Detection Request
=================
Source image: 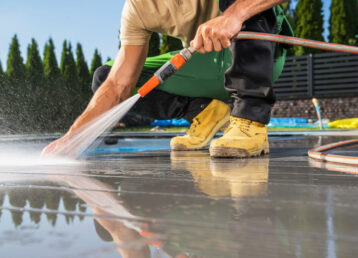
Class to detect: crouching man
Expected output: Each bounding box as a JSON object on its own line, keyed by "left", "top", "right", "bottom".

{"left": 43, "top": 0, "right": 291, "bottom": 158}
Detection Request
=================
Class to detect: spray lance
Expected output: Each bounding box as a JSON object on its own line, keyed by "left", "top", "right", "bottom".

{"left": 137, "top": 32, "right": 358, "bottom": 97}
{"left": 138, "top": 47, "right": 195, "bottom": 97}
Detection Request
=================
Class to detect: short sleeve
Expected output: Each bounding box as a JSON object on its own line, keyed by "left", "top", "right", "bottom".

{"left": 120, "top": 1, "right": 152, "bottom": 46}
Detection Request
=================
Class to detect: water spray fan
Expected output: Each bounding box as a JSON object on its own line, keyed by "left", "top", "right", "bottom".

{"left": 137, "top": 32, "right": 358, "bottom": 97}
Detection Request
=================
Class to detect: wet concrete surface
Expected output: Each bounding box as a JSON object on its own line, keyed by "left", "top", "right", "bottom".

{"left": 0, "top": 135, "right": 358, "bottom": 257}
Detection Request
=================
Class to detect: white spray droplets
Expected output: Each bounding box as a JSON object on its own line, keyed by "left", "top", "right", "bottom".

{"left": 54, "top": 94, "right": 141, "bottom": 158}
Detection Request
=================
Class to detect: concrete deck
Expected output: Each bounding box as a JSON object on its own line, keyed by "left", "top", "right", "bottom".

{"left": 0, "top": 135, "right": 358, "bottom": 257}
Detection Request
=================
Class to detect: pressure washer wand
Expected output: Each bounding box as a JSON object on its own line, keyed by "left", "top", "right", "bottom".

{"left": 138, "top": 47, "right": 195, "bottom": 97}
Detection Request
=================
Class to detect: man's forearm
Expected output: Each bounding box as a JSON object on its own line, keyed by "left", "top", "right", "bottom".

{"left": 67, "top": 79, "right": 131, "bottom": 134}
{"left": 223, "top": 0, "right": 289, "bottom": 23}
{"left": 67, "top": 44, "right": 148, "bottom": 135}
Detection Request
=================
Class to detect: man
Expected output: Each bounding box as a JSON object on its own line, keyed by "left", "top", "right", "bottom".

{"left": 43, "top": 0, "right": 291, "bottom": 158}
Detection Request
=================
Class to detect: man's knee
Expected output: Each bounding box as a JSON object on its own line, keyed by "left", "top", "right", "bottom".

{"left": 91, "top": 65, "right": 112, "bottom": 93}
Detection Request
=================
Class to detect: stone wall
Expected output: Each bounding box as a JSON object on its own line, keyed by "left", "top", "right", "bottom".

{"left": 271, "top": 97, "right": 358, "bottom": 121}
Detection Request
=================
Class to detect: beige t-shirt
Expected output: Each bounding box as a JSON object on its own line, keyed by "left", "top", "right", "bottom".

{"left": 120, "top": 0, "right": 220, "bottom": 47}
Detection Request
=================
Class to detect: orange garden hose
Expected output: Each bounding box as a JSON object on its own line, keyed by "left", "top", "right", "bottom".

{"left": 308, "top": 140, "right": 358, "bottom": 165}
{"left": 234, "top": 32, "right": 358, "bottom": 54}
{"left": 137, "top": 32, "right": 358, "bottom": 97}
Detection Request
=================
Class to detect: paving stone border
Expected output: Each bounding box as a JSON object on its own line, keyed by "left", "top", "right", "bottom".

{"left": 272, "top": 97, "right": 358, "bottom": 121}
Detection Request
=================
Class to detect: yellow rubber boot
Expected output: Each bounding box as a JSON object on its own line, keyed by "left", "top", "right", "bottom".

{"left": 170, "top": 100, "right": 230, "bottom": 151}
{"left": 210, "top": 117, "right": 269, "bottom": 158}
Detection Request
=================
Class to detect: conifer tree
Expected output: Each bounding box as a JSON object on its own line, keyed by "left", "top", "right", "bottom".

{"left": 76, "top": 43, "right": 91, "bottom": 102}
{"left": 329, "top": 0, "right": 357, "bottom": 45}
{"left": 24, "top": 39, "right": 45, "bottom": 130}
{"left": 90, "top": 49, "right": 102, "bottom": 77}
{"left": 60, "top": 40, "right": 68, "bottom": 74}
{"left": 148, "top": 32, "right": 160, "bottom": 57}
{"left": 0, "top": 60, "right": 3, "bottom": 76}
{"left": 160, "top": 35, "right": 183, "bottom": 54}
{"left": 67, "top": 43, "right": 77, "bottom": 79}
{"left": 0, "top": 59, "right": 4, "bottom": 121}
{"left": 26, "top": 38, "right": 44, "bottom": 86}
{"left": 281, "top": 1, "right": 296, "bottom": 56}
{"left": 6, "top": 35, "right": 26, "bottom": 81}
{"left": 60, "top": 41, "right": 81, "bottom": 120}
{"left": 42, "top": 38, "right": 70, "bottom": 131}
{"left": 5, "top": 35, "right": 28, "bottom": 130}
{"left": 43, "top": 38, "right": 61, "bottom": 81}
{"left": 282, "top": 1, "right": 295, "bottom": 31}
{"left": 294, "top": 0, "right": 324, "bottom": 55}
{"left": 60, "top": 41, "right": 79, "bottom": 90}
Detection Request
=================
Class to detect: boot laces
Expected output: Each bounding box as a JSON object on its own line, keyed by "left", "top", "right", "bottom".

{"left": 225, "top": 118, "right": 252, "bottom": 136}
{"left": 188, "top": 118, "right": 200, "bottom": 135}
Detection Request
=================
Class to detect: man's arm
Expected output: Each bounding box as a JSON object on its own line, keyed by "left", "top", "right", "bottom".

{"left": 42, "top": 44, "right": 148, "bottom": 154}
{"left": 191, "top": 0, "right": 289, "bottom": 53}
{"left": 69, "top": 44, "right": 148, "bottom": 133}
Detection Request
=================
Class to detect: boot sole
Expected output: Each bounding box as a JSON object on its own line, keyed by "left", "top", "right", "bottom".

{"left": 171, "top": 112, "right": 230, "bottom": 151}
{"left": 210, "top": 146, "right": 269, "bottom": 158}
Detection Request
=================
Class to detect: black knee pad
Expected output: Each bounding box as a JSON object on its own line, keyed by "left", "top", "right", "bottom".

{"left": 91, "top": 65, "right": 112, "bottom": 93}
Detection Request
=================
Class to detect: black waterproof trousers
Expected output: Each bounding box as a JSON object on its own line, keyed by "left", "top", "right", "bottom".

{"left": 220, "top": 0, "right": 277, "bottom": 124}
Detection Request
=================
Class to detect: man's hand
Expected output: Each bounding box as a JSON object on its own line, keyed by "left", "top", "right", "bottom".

{"left": 191, "top": 15, "right": 243, "bottom": 54}
{"left": 41, "top": 133, "right": 73, "bottom": 157}
{"left": 191, "top": 0, "right": 289, "bottom": 54}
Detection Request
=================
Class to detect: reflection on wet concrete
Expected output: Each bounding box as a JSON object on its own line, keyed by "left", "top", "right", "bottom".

{"left": 171, "top": 151, "right": 269, "bottom": 200}
{"left": 310, "top": 159, "right": 358, "bottom": 175}
{"left": 0, "top": 136, "right": 358, "bottom": 257}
